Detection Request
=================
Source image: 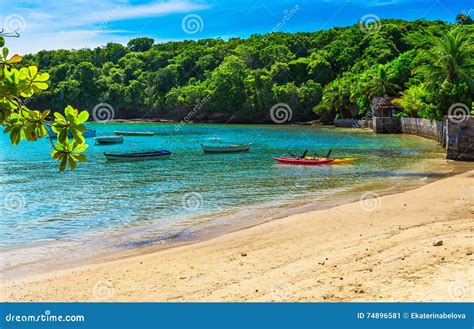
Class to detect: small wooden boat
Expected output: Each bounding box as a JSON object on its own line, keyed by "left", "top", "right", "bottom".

{"left": 114, "top": 131, "right": 154, "bottom": 136}
{"left": 94, "top": 135, "right": 124, "bottom": 145}
{"left": 273, "top": 157, "right": 334, "bottom": 165}
{"left": 104, "top": 150, "right": 171, "bottom": 161}
{"left": 201, "top": 143, "right": 251, "bottom": 153}
{"left": 81, "top": 129, "right": 97, "bottom": 138}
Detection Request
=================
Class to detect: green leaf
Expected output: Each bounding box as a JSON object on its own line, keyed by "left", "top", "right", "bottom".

{"left": 41, "top": 110, "right": 51, "bottom": 119}
{"left": 58, "top": 129, "right": 68, "bottom": 144}
{"left": 28, "top": 66, "right": 38, "bottom": 76}
{"left": 59, "top": 156, "right": 68, "bottom": 172}
{"left": 68, "top": 156, "right": 77, "bottom": 171}
{"left": 70, "top": 128, "right": 85, "bottom": 144}
{"left": 54, "top": 112, "right": 66, "bottom": 122}
{"left": 78, "top": 111, "right": 89, "bottom": 123}
{"left": 73, "top": 154, "right": 87, "bottom": 162}
{"left": 73, "top": 143, "right": 89, "bottom": 153}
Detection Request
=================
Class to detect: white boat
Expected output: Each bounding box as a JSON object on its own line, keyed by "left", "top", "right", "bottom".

{"left": 104, "top": 150, "right": 171, "bottom": 161}
{"left": 114, "top": 131, "right": 154, "bottom": 136}
{"left": 94, "top": 135, "right": 124, "bottom": 145}
{"left": 201, "top": 143, "right": 251, "bottom": 153}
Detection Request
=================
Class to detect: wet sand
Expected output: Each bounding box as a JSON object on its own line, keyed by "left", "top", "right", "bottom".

{"left": 1, "top": 170, "right": 473, "bottom": 302}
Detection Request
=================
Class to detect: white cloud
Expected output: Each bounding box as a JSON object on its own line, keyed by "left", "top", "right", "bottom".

{"left": 5, "top": 30, "right": 131, "bottom": 55}
{"left": 1, "top": 0, "right": 212, "bottom": 54}
{"left": 83, "top": 1, "right": 211, "bottom": 25}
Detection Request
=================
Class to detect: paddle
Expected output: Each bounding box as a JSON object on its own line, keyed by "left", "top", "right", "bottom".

{"left": 325, "top": 149, "right": 333, "bottom": 159}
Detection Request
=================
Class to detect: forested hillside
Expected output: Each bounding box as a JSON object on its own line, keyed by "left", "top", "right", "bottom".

{"left": 22, "top": 16, "right": 473, "bottom": 123}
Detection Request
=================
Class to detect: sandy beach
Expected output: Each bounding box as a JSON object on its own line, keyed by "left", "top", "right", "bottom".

{"left": 2, "top": 170, "right": 473, "bottom": 302}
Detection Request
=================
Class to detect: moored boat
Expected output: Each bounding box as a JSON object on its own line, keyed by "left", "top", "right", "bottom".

{"left": 329, "top": 157, "right": 357, "bottom": 164}
{"left": 304, "top": 157, "right": 357, "bottom": 164}
{"left": 114, "top": 131, "right": 154, "bottom": 136}
{"left": 81, "top": 129, "right": 97, "bottom": 138}
{"left": 46, "top": 126, "right": 96, "bottom": 138}
{"left": 273, "top": 157, "right": 334, "bottom": 165}
{"left": 201, "top": 143, "right": 251, "bottom": 153}
{"left": 94, "top": 135, "right": 124, "bottom": 145}
{"left": 104, "top": 150, "right": 171, "bottom": 161}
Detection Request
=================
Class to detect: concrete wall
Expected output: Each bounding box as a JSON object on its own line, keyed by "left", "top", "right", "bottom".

{"left": 334, "top": 119, "right": 372, "bottom": 129}
{"left": 373, "top": 117, "right": 401, "bottom": 133}
{"left": 372, "top": 117, "right": 444, "bottom": 141}
{"left": 334, "top": 116, "right": 473, "bottom": 161}
{"left": 400, "top": 118, "right": 444, "bottom": 142}
{"left": 445, "top": 116, "right": 474, "bottom": 161}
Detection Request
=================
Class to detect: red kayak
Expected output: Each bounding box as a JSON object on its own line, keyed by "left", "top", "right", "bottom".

{"left": 273, "top": 157, "right": 334, "bottom": 165}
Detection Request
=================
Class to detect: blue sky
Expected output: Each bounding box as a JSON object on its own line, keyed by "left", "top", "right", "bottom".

{"left": 1, "top": 0, "right": 472, "bottom": 54}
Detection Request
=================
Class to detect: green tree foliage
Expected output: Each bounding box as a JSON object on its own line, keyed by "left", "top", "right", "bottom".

{"left": 366, "top": 65, "right": 400, "bottom": 98}
{"left": 4, "top": 16, "right": 474, "bottom": 129}
{"left": 127, "top": 37, "right": 155, "bottom": 52}
{"left": 416, "top": 28, "right": 473, "bottom": 87}
{"left": 456, "top": 14, "right": 474, "bottom": 25}
{"left": 396, "top": 27, "right": 474, "bottom": 120}
{"left": 0, "top": 37, "right": 88, "bottom": 171}
{"left": 393, "top": 84, "right": 435, "bottom": 117}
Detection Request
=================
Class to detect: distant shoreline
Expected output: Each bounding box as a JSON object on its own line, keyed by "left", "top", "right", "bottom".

{"left": 100, "top": 118, "right": 324, "bottom": 125}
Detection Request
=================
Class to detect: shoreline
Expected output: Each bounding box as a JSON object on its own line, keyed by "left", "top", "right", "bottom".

{"left": 0, "top": 156, "right": 461, "bottom": 282}
{"left": 2, "top": 169, "right": 472, "bottom": 302}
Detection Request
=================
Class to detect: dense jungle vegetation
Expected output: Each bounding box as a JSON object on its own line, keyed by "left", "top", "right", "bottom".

{"left": 14, "top": 15, "right": 474, "bottom": 123}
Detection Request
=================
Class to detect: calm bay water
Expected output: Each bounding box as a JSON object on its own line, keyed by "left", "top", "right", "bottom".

{"left": 0, "top": 123, "right": 448, "bottom": 275}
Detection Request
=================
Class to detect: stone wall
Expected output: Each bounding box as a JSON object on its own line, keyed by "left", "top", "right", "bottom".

{"left": 373, "top": 117, "right": 401, "bottom": 133}
{"left": 400, "top": 118, "right": 444, "bottom": 142}
{"left": 372, "top": 117, "right": 444, "bottom": 141}
{"left": 334, "top": 119, "right": 372, "bottom": 129}
{"left": 334, "top": 116, "right": 473, "bottom": 161}
{"left": 445, "top": 116, "right": 474, "bottom": 161}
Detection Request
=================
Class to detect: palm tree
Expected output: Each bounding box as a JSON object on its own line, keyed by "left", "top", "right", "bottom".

{"left": 393, "top": 84, "right": 435, "bottom": 118}
{"left": 418, "top": 29, "right": 473, "bottom": 88}
{"left": 321, "top": 80, "right": 346, "bottom": 119}
{"left": 366, "top": 65, "right": 400, "bottom": 98}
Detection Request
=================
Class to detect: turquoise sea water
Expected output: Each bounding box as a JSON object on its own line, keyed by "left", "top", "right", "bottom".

{"left": 0, "top": 123, "right": 448, "bottom": 275}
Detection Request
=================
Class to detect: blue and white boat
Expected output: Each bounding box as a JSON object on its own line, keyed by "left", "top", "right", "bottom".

{"left": 94, "top": 135, "right": 124, "bottom": 145}
{"left": 104, "top": 150, "right": 171, "bottom": 161}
